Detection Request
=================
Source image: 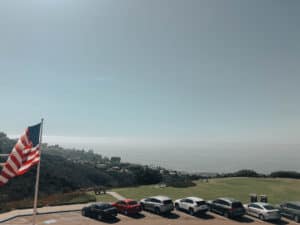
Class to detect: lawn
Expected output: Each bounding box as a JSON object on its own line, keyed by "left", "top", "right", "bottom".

{"left": 112, "top": 178, "right": 300, "bottom": 204}
{"left": 86, "top": 191, "right": 116, "bottom": 203}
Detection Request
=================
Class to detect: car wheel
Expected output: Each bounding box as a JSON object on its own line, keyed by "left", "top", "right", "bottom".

{"left": 259, "top": 214, "right": 265, "bottom": 221}
{"left": 140, "top": 203, "right": 144, "bottom": 210}
{"left": 189, "top": 208, "right": 194, "bottom": 216}
{"left": 124, "top": 210, "right": 128, "bottom": 216}
{"left": 175, "top": 204, "right": 179, "bottom": 210}
{"left": 224, "top": 212, "right": 229, "bottom": 218}
{"left": 295, "top": 215, "right": 299, "bottom": 223}
{"left": 81, "top": 210, "right": 86, "bottom": 217}
{"left": 97, "top": 214, "right": 103, "bottom": 221}
{"left": 155, "top": 207, "right": 160, "bottom": 215}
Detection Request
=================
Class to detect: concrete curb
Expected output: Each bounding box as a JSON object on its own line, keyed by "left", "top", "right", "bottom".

{"left": 0, "top": 213, "right": 31, "bottom": 223}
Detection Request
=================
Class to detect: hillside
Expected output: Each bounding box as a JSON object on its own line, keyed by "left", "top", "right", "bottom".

{"left": 0, "top": 132, "right": 163, "bottom": 204}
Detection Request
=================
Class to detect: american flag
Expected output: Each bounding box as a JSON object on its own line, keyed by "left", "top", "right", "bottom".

{"left": 0, "top": 123, "right": 41, "bottom": 186}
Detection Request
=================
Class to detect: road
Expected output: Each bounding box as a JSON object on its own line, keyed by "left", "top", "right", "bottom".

{"left": 3, "top": 210, "right": 298, "bottom": 225}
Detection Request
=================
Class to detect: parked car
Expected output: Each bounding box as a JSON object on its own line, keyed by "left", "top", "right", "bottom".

{"left": 207, "top": 198, "right": 245, "bottom": 218}
{"left": 81, "top": 203, "right": 118, "bottom": 220}
{"left": 174, "top": 197, "right": 208, "bottom": 215}
{"left": 244, "top": 202, "right": 281, "bottom": 221}
{"left": 140, "top": 196, "right": 174, "bottom": 214}
{"left": 111, "top": 199, "right": 142, "bottom": 215}
{"left": 276, "top": 201, "right": 300, "bottom": 223}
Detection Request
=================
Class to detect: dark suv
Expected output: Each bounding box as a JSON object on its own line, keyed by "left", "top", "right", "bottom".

{"left": 208, "top": 198, "right": 245, "bottom": 218}
{"left": 277, "top": 202, "right": 300, "bottom": 223}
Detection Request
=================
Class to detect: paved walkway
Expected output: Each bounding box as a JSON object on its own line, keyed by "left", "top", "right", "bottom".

{"left": 107, "top": 191, "right": 126, "bottom": 200}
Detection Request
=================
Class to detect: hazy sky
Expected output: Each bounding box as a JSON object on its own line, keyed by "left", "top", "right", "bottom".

{"left": 1, "top": 0, "right": 300, "bottom": 148}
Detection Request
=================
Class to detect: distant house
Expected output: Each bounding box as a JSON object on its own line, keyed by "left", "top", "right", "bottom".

{"left": 160, "top": 169, "right": 170, "bottom": 175}
{"left": 120, "top": 168, "right": 129, "bottom": 173}
{"left": 107, "top": 166, "right": 121, "bottom": 172}
{"left": 110, "top": 157, "right": 121, "bottom": 165}
{"left": 169, "top": 171, "right": 178, "bottom": 176}
{"left": 96, "top": 163, "right": 107, "bottom": 169}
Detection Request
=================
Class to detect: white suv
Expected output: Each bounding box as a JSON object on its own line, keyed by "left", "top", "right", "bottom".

{"left": 175, "top": 197, "right": 208, "bottom": 215}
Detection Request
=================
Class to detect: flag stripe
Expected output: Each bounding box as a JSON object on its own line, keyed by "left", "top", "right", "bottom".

{"left": 4, "top": 163, "right": 16, "bottom": 176}
{"left": 18, "top": 157, "right": 40, "bottom": 175}
{"left": 7, "top": 158, "right": 19, "bottom": 174}
{"left": 1, "top": 171, "right": 11, "bottom": 180}
{"left": 0, "top": 176, "right": 8, "bottom": 184}
{"left": 12, "top": 149, "right": 22, "bottom": 165}
{"left": 2, "top": 167, "right": 15, "bottom": 178}
{"left": 16, "top": 141, "right": 25, "bottom": 154}
{"left": 20, "top": 135, "right": 28, "bottom": 146}
{"left": 10, "top": 154, "right": 21, "bottom": 168}
{"left": 25, "top": 152, "right": 39, "bottom": 163}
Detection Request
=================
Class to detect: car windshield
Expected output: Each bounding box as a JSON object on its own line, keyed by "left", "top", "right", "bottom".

{"left": 97, "top": 204, "right": 112, "bottom": 210}
{"left": 128, "top": 201, "right": 138, "bottom": 205}
{"left": 163, "top": 200, "right": 173, "bottom": 205}
{"left": 196, "top": 201, "right": 206, "bottom": 206}
{"left": 232, "top": 202, "right": 243, "bottom": 208}
{"left": 264, "top": 205, "right": 275, "bottom": 210}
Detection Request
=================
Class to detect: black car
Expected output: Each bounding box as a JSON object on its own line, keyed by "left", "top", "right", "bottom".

{"left": 208, "top": 198, "right": 245, "bottom": 218}
{"left": 277, "top": 201, "right": 300, "bottom": 223}
{"left": 81, "top": 203, "right": 118, "bottom": 220}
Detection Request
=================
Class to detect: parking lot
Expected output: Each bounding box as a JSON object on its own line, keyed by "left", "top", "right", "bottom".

{"left": 3, "top": 211, "right": 298, "bottom": 225}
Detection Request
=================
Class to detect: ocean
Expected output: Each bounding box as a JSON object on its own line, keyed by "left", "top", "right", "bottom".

{"left": 51, "top": 140, "right": 300, "bottom": 174}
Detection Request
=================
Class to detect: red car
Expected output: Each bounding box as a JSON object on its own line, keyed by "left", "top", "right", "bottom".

{"left": 111, "top": 199, "right": 142, "bottom": 215}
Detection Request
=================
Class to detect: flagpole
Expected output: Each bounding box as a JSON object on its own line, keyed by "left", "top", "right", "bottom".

{"left": 32, "top": 118, "right": 44, "bottom": 225}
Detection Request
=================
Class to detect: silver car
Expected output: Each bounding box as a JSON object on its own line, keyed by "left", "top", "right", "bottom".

{"left": 140, "top": 196, "right": 174, "bottom": 214}
{"left": 245, "top": 202, "right": 281, "bottom": 221}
